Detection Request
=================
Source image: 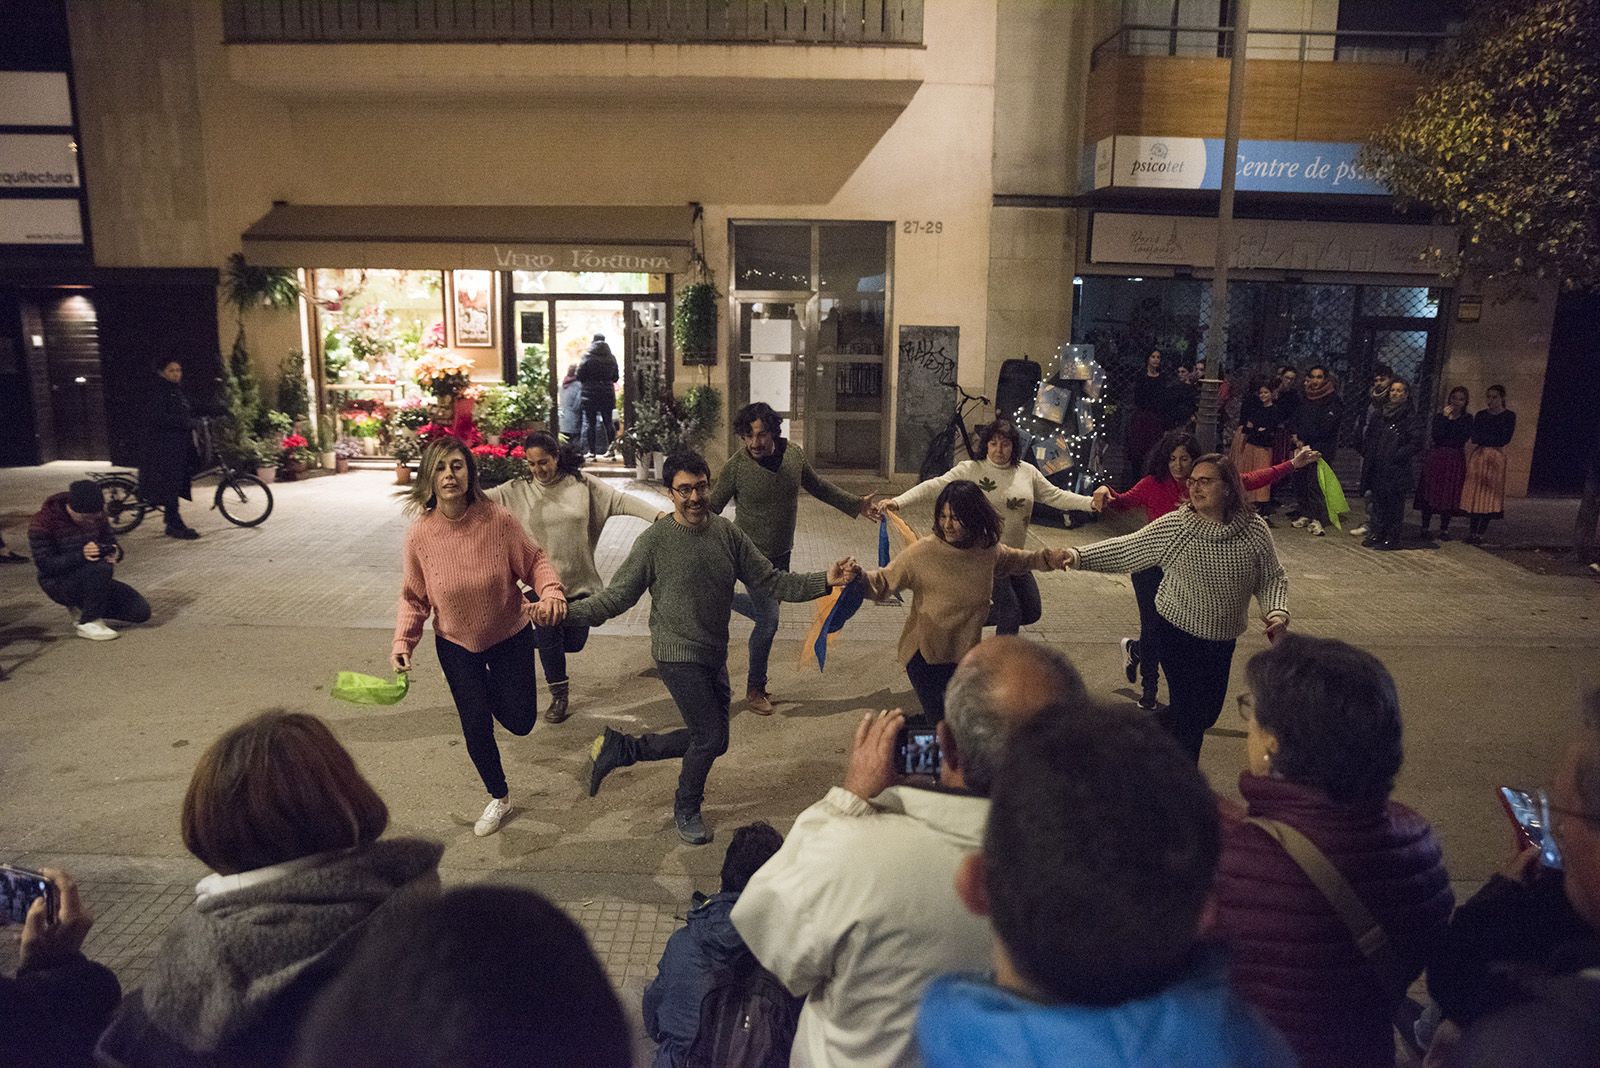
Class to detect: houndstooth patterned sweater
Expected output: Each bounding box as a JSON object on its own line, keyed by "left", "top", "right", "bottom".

{"left": 1071, "top": 505, "right": 1289, "bottom": 641}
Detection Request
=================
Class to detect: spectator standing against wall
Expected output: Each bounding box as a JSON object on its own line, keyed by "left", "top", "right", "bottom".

{"left": 1360, "top": 379, "right": 1422, "bottom": 551}
{"left": 142, "top": 357, "right": 202, "bottom": 539}
{"left": 1415, "top": 385, "right": 1473, "bottom": 540}
{"left": 1458, "top": 384, "right": 1517, "bottom": 545}
{"left": 1286, "top": 364, "right": 1344, "bottom": 537}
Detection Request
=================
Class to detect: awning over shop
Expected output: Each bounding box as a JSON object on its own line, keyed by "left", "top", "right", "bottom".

{"left": 241, "top": 204, "right": 694, "bottom": 274}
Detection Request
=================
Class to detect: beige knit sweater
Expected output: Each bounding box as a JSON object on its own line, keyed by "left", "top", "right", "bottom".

{"left": 861, "top": 534, "right": 1051, "bottom": 666}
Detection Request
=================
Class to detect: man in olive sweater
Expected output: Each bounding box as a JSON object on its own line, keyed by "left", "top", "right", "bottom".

{"left": 709, "top": 402, "right": 873, "bottom": 715}
{"left": 570, "top": 449, "right": 858, "bottom": 845}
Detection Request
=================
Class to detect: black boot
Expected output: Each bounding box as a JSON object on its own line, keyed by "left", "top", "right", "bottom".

{"left": 545, "top": 680, "right": 570, "bottom": 724}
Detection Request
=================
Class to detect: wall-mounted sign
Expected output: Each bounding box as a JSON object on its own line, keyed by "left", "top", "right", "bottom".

{"left": 1089, "top": 212, "right": 1455, "bottom": 276}
{"left": 1088, "top": 136, "right": 1388, "bottom": 196}
{"left": 0, "top": 198, "right": 84, "bottom": 245}
{"left": 1457, "top": 295, "right": 1482, "bottom": 322}
{"left": 243, "top": 238, "right": 690, "bottom": 275}
{"left": 0, "top": 135, "right": 79, "bottom": 188}
{"left": 0, "top": 72, "right": 73, "bottom": 127}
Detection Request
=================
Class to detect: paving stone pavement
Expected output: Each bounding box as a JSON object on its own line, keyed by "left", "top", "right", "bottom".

{"left": 2, "top": 460, "right": 1597, "bottom": 1014}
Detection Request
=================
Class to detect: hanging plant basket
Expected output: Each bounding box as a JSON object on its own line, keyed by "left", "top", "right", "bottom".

{"left": 675, "top": 282, "right": 719, "bottom": 365}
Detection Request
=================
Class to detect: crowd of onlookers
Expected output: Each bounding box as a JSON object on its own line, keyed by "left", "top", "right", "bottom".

{"left": 3, "top": 633, "right": 1597, "bottom": 1068}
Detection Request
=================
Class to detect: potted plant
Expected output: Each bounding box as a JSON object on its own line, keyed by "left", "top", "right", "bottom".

{"left": 318, "top": 413, "right": 338, "bottom": 469}
{"left": 620, "top": 388, "right": 678, "bottom": 481}
{"left": 251, "top": 440, "right": 278, "bottom": 483}
{"left": 676, "top": 384, "right": 722, "bottom": 450}
{"left": 474, "top": 385, "right": 518, "bottom": 443}
{"left": 674, "top": 281, "right": 719, "bottom": 365}
{"left": 469, "top": 443, "right": 529, "bottom": 489}
{"left": 276, "top": 433, "right": 313, "bottom": 481}
{"left": 391, "top": 432, "right": 419, "bottom": 485}
{"left": 333, "top": 438, "right": 362, "bottom": 473}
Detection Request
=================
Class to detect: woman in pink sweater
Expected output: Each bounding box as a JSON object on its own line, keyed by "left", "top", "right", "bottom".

{"left": 391, "top": 436, "right": 566, "bottom": 837}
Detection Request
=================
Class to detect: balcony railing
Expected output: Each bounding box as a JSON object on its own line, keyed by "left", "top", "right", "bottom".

{"left": 221, "top": 0, "right": 924, "bottom": 45}
{"left": 1091, "top": 24, "right": 1455, "bottom": 69}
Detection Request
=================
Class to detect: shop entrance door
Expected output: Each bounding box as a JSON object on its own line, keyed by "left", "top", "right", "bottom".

{"left": 29, "top": 289, "right": 108, "bottom": 461}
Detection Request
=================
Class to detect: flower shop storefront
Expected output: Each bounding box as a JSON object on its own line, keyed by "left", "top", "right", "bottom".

{"left": 240, "top": 204, "right": 693, "bottom": 473}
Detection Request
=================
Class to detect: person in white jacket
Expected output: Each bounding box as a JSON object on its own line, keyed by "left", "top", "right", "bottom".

{"left": 876, "top": 418, "right": 1097, "bottom": 634}
{"left": 486, "top": 431, "right": 664, "bottom": 722}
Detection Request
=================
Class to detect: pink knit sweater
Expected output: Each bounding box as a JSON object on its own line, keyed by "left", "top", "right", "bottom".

{"left": 392, "top": 499, "right": 565, "bottom": 657}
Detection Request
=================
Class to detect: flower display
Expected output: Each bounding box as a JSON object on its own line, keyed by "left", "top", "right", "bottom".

{"left": 471, "top": 442, "right": 530, "bottom": 487}
{"left": 412, "top": 351, "right": 475, "bottom": 398}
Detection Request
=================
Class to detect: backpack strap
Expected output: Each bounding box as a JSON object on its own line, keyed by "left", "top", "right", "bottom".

{"left": 1244, "top": 816, "right": 1411, "bottom": 1003}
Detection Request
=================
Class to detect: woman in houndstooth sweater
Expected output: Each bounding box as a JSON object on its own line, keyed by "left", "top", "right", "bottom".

{"left": 1067, "top": 454, "right": 1289, "bottom": 761}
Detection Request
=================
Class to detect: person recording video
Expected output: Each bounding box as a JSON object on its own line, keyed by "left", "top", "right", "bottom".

{"left": 28, "top": 480, "right": 151, "bottom": 642}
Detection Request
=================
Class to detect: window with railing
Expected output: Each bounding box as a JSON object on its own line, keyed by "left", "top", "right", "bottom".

{"left": 222, "top": 0, "right": 924, "bottom": 45}
{"left": 1091, "top": 24, "right": 1455, "bottom": 69}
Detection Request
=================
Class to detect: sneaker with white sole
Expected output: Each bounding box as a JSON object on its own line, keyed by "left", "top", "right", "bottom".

{"left": 1119, "top": 638, "right": 1139, "bottom": 685}
{"left": 1348, "top": 525, "right": 1368, "bottom": 537}
{"left": 474, "top": 797, "right": 512, "bottom": 837}
{"left": 1291, "top": 516, "right": 1310, "bottom": 529}
{"left": 1307, "top": 520, "right": 1325, "bottom": 536}
{"left": 75, "top": 619, "right": 118, "bottom": 641}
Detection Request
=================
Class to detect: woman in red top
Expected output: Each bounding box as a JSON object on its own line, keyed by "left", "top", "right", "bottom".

{"left": 391, "top": 435, "right": 566, "bottom": 837}
{"left": 1093, "top": 430, "right": 1314, "bottom": 709}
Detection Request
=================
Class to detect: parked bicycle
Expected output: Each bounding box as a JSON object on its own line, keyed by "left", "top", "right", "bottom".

{"left": 97, "top": 417, "right": 274, "bottom": 534}
{"left": 918, "top": 380, "right": 991, "bottom": 482}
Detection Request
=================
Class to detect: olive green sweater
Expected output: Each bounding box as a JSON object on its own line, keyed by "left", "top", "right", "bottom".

{"left": 566, "top": 514, "right": 829, "bottom": 666}
{"left": 709, "top": 442, "right": 862, "bottom": 564}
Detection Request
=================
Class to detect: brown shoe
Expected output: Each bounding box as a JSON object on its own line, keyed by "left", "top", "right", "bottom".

{"left": 545, "top": 680, "right": 570, "bottom": 724}
{"left": 746, "top": 688, "right": 775, "bottom": 716}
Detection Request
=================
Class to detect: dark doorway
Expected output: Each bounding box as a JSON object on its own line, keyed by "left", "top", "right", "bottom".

{"left": 29, "top": 289, "right": 106, "bottom": 460}
{"left": 1529, "top": 289, "right": 1600, "bottom": 495}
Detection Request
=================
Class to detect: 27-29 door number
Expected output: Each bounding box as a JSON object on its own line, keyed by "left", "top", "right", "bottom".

{"left": 902, "top": 221, "right": 943, "bottom": 235}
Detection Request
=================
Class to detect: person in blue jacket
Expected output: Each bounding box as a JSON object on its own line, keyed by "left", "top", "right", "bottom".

{"left": 643, "top": 821, "right": 784, "bottom": 1067}
{"left": 916, "top": 708, "right": 1296, "bottom": 1068}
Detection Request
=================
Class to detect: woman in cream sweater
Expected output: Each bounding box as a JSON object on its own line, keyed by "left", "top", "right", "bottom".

{"left": 860, "top": 480, "right": 1068, "bottom": 723}
{"left": 878, "top": 419, "right": 1093, "bottom": 635}
{"left": 486, "top": 431, "right": 664, "bottom": 723}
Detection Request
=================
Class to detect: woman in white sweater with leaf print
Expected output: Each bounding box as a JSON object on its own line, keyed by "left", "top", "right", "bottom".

{"left": 1066, "top": 453, "right": 1289, "bottom": 763}
{"left": 486, "top": 431, "right": 665, "bottom": 723}
{"left": 880, "top": 419, "right": 1094, "bottom": 634}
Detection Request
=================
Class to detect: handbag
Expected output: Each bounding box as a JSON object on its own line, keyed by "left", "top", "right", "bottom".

{"left": 1245, "top": 817, "right": 1425, "bottom": 1052}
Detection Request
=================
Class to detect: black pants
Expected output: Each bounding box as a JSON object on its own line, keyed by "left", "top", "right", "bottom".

{"left": 905, "top": 651, "right": 958, "bottom": 726}
{"left": 154, "top": 494, "right": 188, "bottom": 531}
{"left": 435, "top": 625, "right": 539, "bottom": 799}
{"left": 1152, "top": 614, "right": 1236, "bottom": 762}
{"left": 579, "top": 397, "right": 613, "bottom": 453}
{"left": 1131, "top": 566, "right": 1163, "bottom": 699}
{"left": 986, "top": 572, "right": 1042, "bottom": 635}
{"left": 1369, "top": 472, "right": 1410, "bottom": 543}
{"left": 1291, "top": 464, "right": 1330, "bottom": 525}
{"left": 528, "top": 592, "right": 591, "bottom": 683}
{"left": 615, "top": 660, "right": 731, "bottom": 816}
{"left": 40, "top": 563, "right": 151, "bottom": 625}
{"left": 1418, "top": 508, "right": 1455, "bottom": 534}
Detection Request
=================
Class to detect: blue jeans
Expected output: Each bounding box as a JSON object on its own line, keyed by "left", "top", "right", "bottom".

{"left": 731, "top": 550, "right": 786, "bottom": 691}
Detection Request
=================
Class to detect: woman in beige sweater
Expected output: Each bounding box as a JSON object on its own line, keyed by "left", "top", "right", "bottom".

{"left": 859, "top": 480, "right": 1068, "bottom": 723}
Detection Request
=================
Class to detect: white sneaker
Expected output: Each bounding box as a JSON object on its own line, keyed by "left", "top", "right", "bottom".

{"left": 1348, "top": 525, "right": 1368, "bottom": 537}
{"left": 1307, "top": 520, "right": 1325, "bottom": 537}
{"left": 1291, "top": 516, "right": 1310, "bottom": 528}
{"left": 474, "top": 797, "right": 511, "bottom": 837}
{"left": 75, "top": 619, "right": 118, "bottom": 641}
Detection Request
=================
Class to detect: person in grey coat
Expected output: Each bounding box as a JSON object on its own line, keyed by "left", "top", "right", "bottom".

{"left": 96, "top": 711, "right": 442, "bottom": 1068}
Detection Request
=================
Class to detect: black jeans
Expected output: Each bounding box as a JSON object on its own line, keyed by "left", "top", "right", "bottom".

{"left": 40, "top": 562, "right": 151, "bottom": 625}
{"left": 905, "top": 651, "right": 958, "bottom": 726}
{"left": 986, "top": 572, "right": 1042, "bottom": 635}
{"left": 529, "top": 593, "right": 590, "bottom": 684}
{"left": 435, "top": 625, "right": 539, "bottom": 799}
{"left": 1369, "top": 472, "right": 1410, "bottom": 543}
{"left": 1130, "top": 566, "right": 1163, "bottom": 699}
{"left": 154, "top": 494, "right": 188, "bottom": 531}
{"left": 614, "top": 661, "right": 732, "bottom": 816}
{"left": 1152, "top": 614, "right": 1236, "bottom": 762}
{"left": 579, "top": 397, "right": 613, "bottom": 453}
{"left": 1292, "top": 464, "right": 1329, "bottom": 525}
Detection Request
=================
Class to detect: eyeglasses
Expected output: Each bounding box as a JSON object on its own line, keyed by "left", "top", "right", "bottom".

{"left": 670, "top": 481, "right": 711, "bottom": 499}
{"left": 1185, "top": 476, "right": 1221, "bottom": 487}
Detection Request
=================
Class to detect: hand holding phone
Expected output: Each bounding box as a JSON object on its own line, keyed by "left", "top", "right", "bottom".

{"left": 1498, "top": 786, "right": 1563, "bottom": 871}
{"left": 13, "top": 867, "right": 94, "bottom": 971}
{"left": 895, "top": 726, "right": 941, "bottom": 780}
{"left": 0, "top": 864, "right": 55, "bottom": 926}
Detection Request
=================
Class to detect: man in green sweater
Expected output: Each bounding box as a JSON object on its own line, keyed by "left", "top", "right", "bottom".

{"left": 709, "top": 402, "right": 873, "bottom": 715}
{"left": 569, "top": 449, "right": 858, "bottom": 845}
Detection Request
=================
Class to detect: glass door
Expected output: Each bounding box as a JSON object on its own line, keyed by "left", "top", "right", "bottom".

{"left": 735, "top": 299, "right": 814, "bottom": 450}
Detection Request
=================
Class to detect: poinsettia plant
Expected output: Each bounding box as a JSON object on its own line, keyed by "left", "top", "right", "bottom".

{"left": 471, "top": 443, "right": 530, "bottom": 487}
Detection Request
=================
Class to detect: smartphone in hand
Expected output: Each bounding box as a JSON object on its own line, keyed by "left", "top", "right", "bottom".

{"left": 1498, "top": 786, "right": 1563, "bottom": 871}
{"left": 0, "top": 864, "right": 57, "bottom": 925}
{"left": 895, "top": 726, "right": 941, "bottom": 780}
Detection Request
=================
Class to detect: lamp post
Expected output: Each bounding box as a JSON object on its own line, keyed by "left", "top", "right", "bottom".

{"left": 1201, "top": 0, "right": 1251, "bottom": 453}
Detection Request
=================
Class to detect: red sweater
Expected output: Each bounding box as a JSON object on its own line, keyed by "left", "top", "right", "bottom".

{"left": 393, "top": 500, "right": 565, "bottom": 657}
{"left": 1107, "top": 461, "right": 1293, "bottom": 523}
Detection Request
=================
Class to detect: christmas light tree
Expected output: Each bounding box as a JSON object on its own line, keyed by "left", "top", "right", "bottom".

{"left": 1009, "top": 343, "right": 1112, "bottom": 502}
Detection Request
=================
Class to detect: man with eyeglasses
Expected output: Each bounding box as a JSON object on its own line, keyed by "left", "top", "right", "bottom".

{"left": 709, "top": 402, "right": 874, "bottom": 716}
{"left": 1425, "top": 690, "right": 1600, "bottom": 1066}
{"left": 567, "top": 449, "right": 859, "bottom": 845}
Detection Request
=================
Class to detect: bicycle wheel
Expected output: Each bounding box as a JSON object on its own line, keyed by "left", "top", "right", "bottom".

{"left": 214, "top": 475, "right": 273, "bottom": 527}
{"left": 919, "top": 426, "right": 958, "bottom": 483}
{"left": 102, "top": 477, "right": 147, "bottom": 534}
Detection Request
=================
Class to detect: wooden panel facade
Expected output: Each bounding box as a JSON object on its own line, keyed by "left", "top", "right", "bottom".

{"left": 1085, "top": 54, "right": 1429, "bottom": 145}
